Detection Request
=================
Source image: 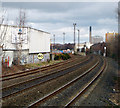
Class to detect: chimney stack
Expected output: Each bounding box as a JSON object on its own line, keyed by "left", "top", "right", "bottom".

{"left": 89, "top": 26, "right": 92, "bottom": 44}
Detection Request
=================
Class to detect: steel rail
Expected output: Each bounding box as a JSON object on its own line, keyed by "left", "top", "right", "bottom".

{"left": 1, "top": 57, "right": 74, "bottom": 78}
{"left": 1, "top": 57, "right": 76, "bottom": 79}
{"left": 1, "top": 56, "right": 83, "bottom": 81}
{"left": 28, "top": 59, "right": 100, "bottom": 107}
{"left": 64, "top": 58, "right": 106, "bottom": 107}
{"left": 2, "top": 56, "right": 92, "bottom": 99}
{"left": 2, "top": 56, "right": 89, "bottom": 89}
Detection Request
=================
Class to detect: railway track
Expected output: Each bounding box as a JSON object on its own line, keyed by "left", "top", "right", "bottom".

{"left": 1, "top": 55, "right": 82, "bottom": 81}
{"left": 2, "top": 55, "right": 106, "bottom": 107}
{"left": 2, "top": 55, "right": 92, "bottom": 99}
{"left": 2, "top": 55, "right": 89, "bottom": 89}
{"left": 65, "top": 58, "right": 106, "bottom": 107}
{"left": 27, "top": 56, "right": 106, "bottom": 107}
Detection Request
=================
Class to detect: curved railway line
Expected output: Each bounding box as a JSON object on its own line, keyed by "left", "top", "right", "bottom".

{"left": 28, "top": 56, "right": 106, "bottom": 107}
{"left": 1, "top": 55, "right": 82, "bottom": 81}
{"left": 2, "top": 55, "right": 88, "bottom": 89}
{"left": 2, "top": 55, "right": 107, "bottom": 107}
{"left": 2, "top": 55, "right": 89, "bottom": 88}
{"left": 65, "top": 58, "right": 106, "bottom": 107}
{"left": 2, "top": 55, "right": 91, "bottom": 99}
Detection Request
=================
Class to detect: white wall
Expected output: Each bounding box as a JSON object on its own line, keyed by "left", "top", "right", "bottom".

{"left": 1, "top": 25, "right": 29, "bottom": 50}
{"left": 29, "top": 29, "right": 50, "bottom": 53}
{"left": 1, "top": 25, "right": 50, "bottom": 53}
{"left": 1, "top": 25, "right": 50, "bottom": 65}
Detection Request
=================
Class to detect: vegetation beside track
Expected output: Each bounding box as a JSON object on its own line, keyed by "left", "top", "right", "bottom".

{"left": 25, "top": 60, "right": 63, "bottom": 69}
{"left": 2, "top": 53, "right": 72, "bottom": 76}
{"left": 2, "top": 59, "right": 63, "bottom": 76}
{"left": 54, "top": 53, "right": 71, "bottom": 60}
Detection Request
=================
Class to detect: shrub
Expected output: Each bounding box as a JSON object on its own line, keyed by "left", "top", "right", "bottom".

{"left": 63, "top": 53, "right": 71, "bottom": 59}
{"left": 54, "top": 54, "right": 60, "bottom": 60}
{"left": 61, "top": 54, "right": 67, "bottom": 60}
{"left": 54, "top": 53, "right": 71, "bottom": 60}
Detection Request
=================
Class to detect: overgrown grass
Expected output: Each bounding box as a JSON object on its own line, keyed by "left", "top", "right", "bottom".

{"left": 25, "top": 60, "right": 63, "bottom": 69}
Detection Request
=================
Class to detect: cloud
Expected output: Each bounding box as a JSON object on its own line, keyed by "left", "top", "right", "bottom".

{"left": 1, "top": 2, "right": 118, "bottom": 43}
{"left": 2, "top": 0, "right": 120, "bottom": 2}
{"left": 97, "top": 18, "right": 117, "bottom": 25}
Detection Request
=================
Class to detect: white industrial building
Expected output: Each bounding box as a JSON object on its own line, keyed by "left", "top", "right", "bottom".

{"left": 0, "top": 24, "right": 50, "bottom": 67}
{"left": 91, "top": 36, "right": 103, "bottom": 44}
{"left": 75, "top": 42, "right": 93, "bottom": 52}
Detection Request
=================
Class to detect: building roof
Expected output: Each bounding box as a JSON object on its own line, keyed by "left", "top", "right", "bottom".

{"left": 0, "top": 24, "right": 50, "bottom": 34}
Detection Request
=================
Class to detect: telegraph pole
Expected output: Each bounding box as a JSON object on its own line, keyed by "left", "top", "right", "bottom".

{"left": 63, "top": 32, "right": 65, "bottom": 44}
{"left": 78, "top": 29, "right": 80, "bottom": 52}
{"left": 53, "top": 34, "right": 55, "bottom": 50}
{"left": 73, "top": 23, "right": 76, "bottom": 54}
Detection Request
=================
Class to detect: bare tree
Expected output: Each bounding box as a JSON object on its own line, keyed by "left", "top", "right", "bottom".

{"left": 0, "top": 8, "right": 8, "bottom": 57}
{"left": 118, "top": 2, "right": 120, "bottom": 64}
{"left": 118, "top": 2, "right": 120, "bottom": 33}
{"left": 106, "top": 3, "right": 120, "bottom": 63}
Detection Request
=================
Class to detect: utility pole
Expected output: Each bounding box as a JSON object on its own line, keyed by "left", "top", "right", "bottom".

{"left": 18, "top": 10, "right": 22, "bottom": 65}
{"left": 63, "top": 32, "right": 65, "bottom": 44}
{"left": 78, "top": 29, "right": 80, "bottom": 52}
{"left": 53, "top": 34, "right": 55, "bottom": 50}
{"left": 50, "top": 38, "right": 53, "bottom": 60}
{"left": 73, "top": 23, "right": 76, "bottom": 54}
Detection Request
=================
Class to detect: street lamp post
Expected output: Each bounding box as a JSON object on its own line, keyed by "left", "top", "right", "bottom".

{"left": 73, "top": 23, "right": 76, "bottom": 54}
{"left": 63, "top": 32, "right": 65, "bottom": 45}
{"left": 53, "top": 34, "right": 55, "bottom": 51}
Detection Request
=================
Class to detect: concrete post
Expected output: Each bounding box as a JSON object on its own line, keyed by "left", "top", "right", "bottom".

{"left": 73, "top": 23, "right": 76, "bottom": 54}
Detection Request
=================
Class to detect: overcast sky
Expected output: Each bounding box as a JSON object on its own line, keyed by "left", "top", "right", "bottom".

{"left": 1, "top": 2, "right": 118, "bottom": 43}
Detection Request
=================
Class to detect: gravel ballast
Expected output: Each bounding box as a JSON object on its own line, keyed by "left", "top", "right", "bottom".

{"left": 75, "top": 57, "right": 119, "bottom": 106}
{"left": 2, "top": 55, "right": 97, "bottom": 106}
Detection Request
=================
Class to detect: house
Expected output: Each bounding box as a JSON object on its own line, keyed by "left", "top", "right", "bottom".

{"left": 90, "top": 42, "right": 106, "bottom": 55}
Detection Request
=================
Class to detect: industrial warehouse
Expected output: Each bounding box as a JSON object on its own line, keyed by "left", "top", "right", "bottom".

{"left": 1, "top": 24, "right": 50, "bottom": 67}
